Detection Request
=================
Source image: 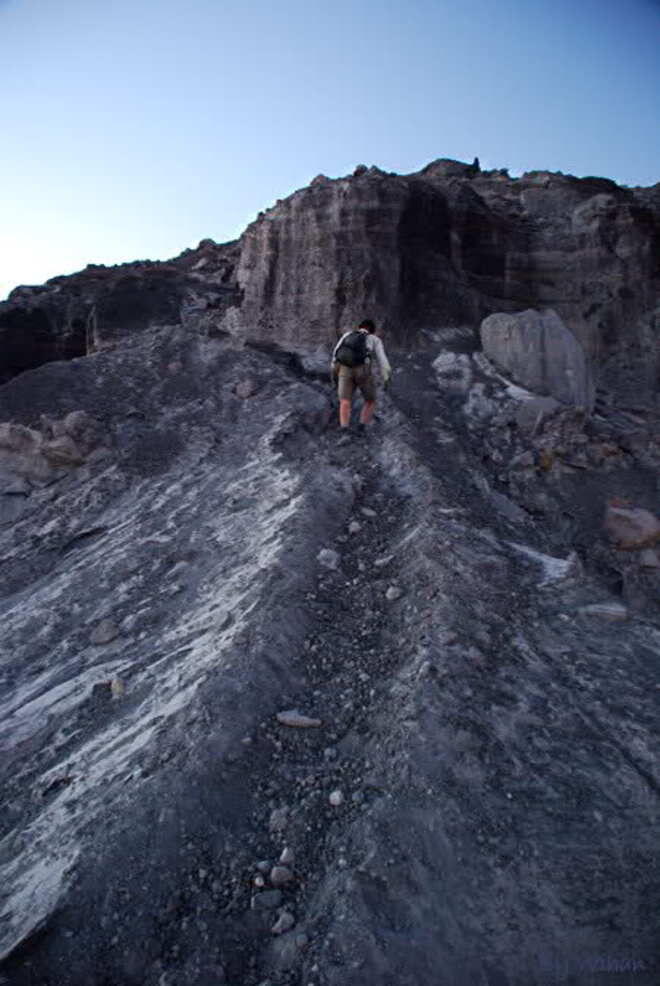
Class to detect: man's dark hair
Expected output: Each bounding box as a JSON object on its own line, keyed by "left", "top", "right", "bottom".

{"left": 358, "top": 318, "right": 376, "bottom": 333}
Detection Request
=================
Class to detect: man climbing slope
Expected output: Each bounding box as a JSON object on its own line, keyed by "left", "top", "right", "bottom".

{"left": 331, "top": 319, "right": 392, "bottom": 434}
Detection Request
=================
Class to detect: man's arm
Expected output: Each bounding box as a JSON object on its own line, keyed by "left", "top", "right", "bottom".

{"left": 371, "top": 336, "right": 391, "bottom": 383}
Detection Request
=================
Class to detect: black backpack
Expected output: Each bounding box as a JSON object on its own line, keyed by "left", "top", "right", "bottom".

{"left": 334, "top": 331, "right": 368, "bottom": 368}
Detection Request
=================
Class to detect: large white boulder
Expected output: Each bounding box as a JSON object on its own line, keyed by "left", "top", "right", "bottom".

{"left": 480, "top": 308, "right": 595, "bottom": 411}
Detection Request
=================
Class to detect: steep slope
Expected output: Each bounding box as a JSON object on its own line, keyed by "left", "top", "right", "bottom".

{"left": 0, "top": 320, "right": 658, "bottom": 984}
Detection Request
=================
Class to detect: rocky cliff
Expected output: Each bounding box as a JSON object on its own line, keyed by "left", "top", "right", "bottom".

{"left": 0, "top": 160, "right": 659, "bottom": 986}
{"left": 2, "top": 159, "right": 659, "bottom": 404}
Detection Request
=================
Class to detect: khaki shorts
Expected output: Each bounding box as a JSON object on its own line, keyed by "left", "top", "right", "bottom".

{"left": 337, "top": 365, "right": 377, "bottom": 402}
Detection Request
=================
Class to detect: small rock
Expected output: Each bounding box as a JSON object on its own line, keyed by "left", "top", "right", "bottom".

{"left": 256, "top": 860, "right": 271, "bottom": 873}
{"left": 276, "top": 709, "right": 322, "bottom": 728}
{"left": 604, "top": 503, "right": 660, "bottom": 550}
{"left": 251, "top": 890, "right": 282, "bottom": 911}
{"left": 385, "top": 585, "right": 403, "bottom": 602}
{"left": 317, "top": 548, "right": 340, "bottom": 570}
{"left": 639, "top": 548, "right": 660, "bottom": 569}
{"left": 579, "top": 602, "right": 628, "bottom": 621}
{"left": 279, "top": 847, "right": 295, "bottom": 866}
{"left": 41, "top": 435, "right": 85, "bottom": 467}
{"left": 348, "top": 520, "right": 362, "bottom": 535}
{"left": 254, "top": 875, "right": 265, "bottom": 888}
{"left": 90, "top": 618, "right": 119, "bottom": 646}
{"left": 374, "top": 554, "right": 394, "bottom": 568}
{"left": 110, "top": 677, "right": 125, "bottom": 699}
{"left": 270, "top": 866, "right": 293, "bottom": 886}
{"left": 295, "top": 933, "right": 308, "bottom": 949}
{"left": 234, "top": 378, "right": 259, "bottom": 399}
{"left": 272, "top": 910, "right": 295, "bottom": 935}
{"left": 329, "top": 789, "right": 344, "bottom": 807}
{"left": 269, "top": 807, "right": 288, "bottom": 833}
{"left": 360, "top": 507, "right": 377, "bottom": 518}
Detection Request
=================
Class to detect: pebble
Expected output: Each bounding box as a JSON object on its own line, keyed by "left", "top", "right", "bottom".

{"left": 276, "top": 709, "right": 322, "bottom": 728}
{"left": 270, "top": 865, "right": 293, "bottom": 886}
{"left": 329, "top": 789, "right": 344, "bottom": 807}
{"left": 272, "top": 910, "right": 295, "bottom": 935}
{"left": 269, "top": 807, "right": 288, "bottom": 833}
{"left": 360, "top": 507, "right": 377, "bottom": 518}
{"left": 374, "top": 554, "right": 394, "bottom": 568}
{"left": 279, "top": 847, "right": 295, "bottom": 865}
{"left": 385, "top": 585, "right": 403, "bottom": 602}
{"left": 251, "top": 890, "right": 282, "bottom": 910}
{"left": 110, "top": 677, "right": 125, "bottom": 699}
{"left": 348, "top": 520, "right": 362, "bottom": 535}
{"left": 639, "top": 548, "right": 660, "bottom": 568}
{"left": 317, "top": 548, "right": 341, "bottom": 570}
{"left": 90, "top": 618, "right": 119, "bottom": 646}
{"left": 578, "top": 602, "right": 628, "bottom": 621}
{"left": 256, "top": 860, "right": 271, "bottom": 873}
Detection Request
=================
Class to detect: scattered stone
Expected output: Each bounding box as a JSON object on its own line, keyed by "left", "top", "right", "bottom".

{"left": 272, "top": 910, "right": 295, "bottom": 935}
{"left": 329, "top": 789, "right": 344, "bottom": 807}
{"left": 579, "top": 602, "right": 628, "bottom": 621}
{"left": 256, "top": 860, "right": 271, "bottom": 873}
{"left": 41, "top": 435, "right": 84, "bottom": 467}
{"left": 317, "top": 548, "right": 340, "bottom": 570}
{"left": 639, "top": 549, "right": 660, "bottom": 569}
{"left": 348, "top": 520, "right": 361, "bottom": 535}
{"left": 90, "top": 618, "right": 119, "bottom": 646}
{"left": 432, "top": 352, "right": 474, "bottom": 393}
{"left": 254, "top": 875, "right": 265, "bottom": 888}
{"left": 279, "top": 847, "right": 295, "bottom": 866}
{"left": 385, "top": 585, "right": 403, "bottom": 602}
{"left": 110, "top": 677, "right": 125, "bottom": 699}
{"left": 361, "top": 507, "right": 377, "bottom": 518}
{"left": 269, "top": 807, "right": 288, "bottom": 833}
{"left": 514, "top": 395, "right": 561, "bottom": 433}
{"left": 276, "top": 709, "right": 322, "bottom": 728}
{"left": 234, "top": 378, "right": 259, "bottom": 399}
{"left": 604, "top": 504, "right": 660, "bottom": 550}
{"left": 251, "top": 890, "right": 282, "bottom": 910}
{"left": 374, "top": 554, "right": 394, "bottom": 568}
{"left": 270, "top": 866, "right": 293, "bottom": 886}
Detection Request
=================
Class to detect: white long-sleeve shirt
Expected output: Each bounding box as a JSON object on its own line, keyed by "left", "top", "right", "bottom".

{"left": 331, "top": 330, "right": 391, "bottom": 381}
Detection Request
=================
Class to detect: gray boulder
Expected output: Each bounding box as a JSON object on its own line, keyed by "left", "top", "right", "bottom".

{"left": 480, "top": 308, "right": 595, "bottom": 411}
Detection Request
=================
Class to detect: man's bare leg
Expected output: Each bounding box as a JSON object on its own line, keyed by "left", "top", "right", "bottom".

{"left": 339, "top": 399, "right": 352, "bottom": 428}
{"left": 360, "top": 400, "right": 376, "bottom": 425}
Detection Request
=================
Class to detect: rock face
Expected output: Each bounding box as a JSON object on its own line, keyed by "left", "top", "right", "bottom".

{"left": 480, "top": 308, "right": 595, "bottom": 409}
{"left": 218, "top": 162, "right": 659, "bottom": 406}
{"left": 2, "top": 161, "right": 658, "bottom": 407}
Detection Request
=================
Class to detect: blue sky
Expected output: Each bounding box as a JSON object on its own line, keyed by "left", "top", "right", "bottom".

{"left": 1, "top": 0, "right": 659, "bottom": 300}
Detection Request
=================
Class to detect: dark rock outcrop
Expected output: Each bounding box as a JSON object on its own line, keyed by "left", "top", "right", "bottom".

{"left": 0, "top": 241, "right": 241, "bottom": 383}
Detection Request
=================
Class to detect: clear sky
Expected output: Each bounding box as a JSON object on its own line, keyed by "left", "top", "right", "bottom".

{"left": 1, "top": 0, "right": 659, "bottom": 300}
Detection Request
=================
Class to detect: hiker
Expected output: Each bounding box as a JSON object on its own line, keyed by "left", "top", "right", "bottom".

{"left": 331, "top": 319, "right": 392, "bottom": 432}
